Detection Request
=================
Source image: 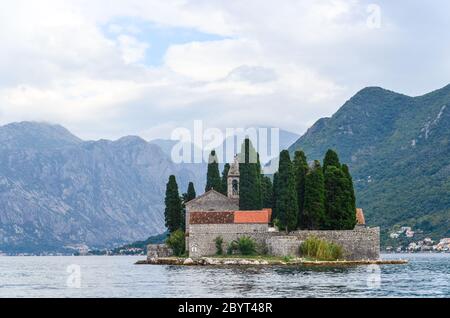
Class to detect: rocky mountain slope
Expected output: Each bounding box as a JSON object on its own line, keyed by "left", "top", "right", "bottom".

{"left": 0, "top": 122, "right": 203, "bottom": 253}
{"left": 289, "top": 84, "right": 450, "bottom": 240}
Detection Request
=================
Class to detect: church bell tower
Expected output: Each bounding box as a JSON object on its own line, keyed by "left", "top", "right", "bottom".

{"left": 227, "top": 155, "right": 240, "bottom": 200}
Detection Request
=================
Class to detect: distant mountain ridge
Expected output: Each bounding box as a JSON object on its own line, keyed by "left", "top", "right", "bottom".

{"left": 150, "top": 128, "right": 300, "bottom": 166}
{"left": 0, "top": 122, "right": 204, "bottom": 253}
{"left": 0, "top": 122, "right": 82, "bottom": 149}
{"left": 288, "top": 84, "right": 450, "bottom": 240}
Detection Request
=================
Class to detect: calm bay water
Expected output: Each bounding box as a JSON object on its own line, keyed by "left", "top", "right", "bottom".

{"left": 0, "top": 253, "right": 448, "bottom": 298}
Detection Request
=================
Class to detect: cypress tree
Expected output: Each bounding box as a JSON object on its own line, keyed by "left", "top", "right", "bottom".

{"left": 276, "top": 150, "right": 298, "bottom": 232}
{"left": 255, "top": 153, "right": 263, "bottom": 208}
{"left": 261, "top": 176, "right": 274, "bottom": 209}
{"left": 293, "top": 150, "right": 308, "bottom": 229}
{"left": 221, "top": 163, "right": 230, "bottom": 196}
{"left": 342, "top": 164, "right": 357, "bottom": 229}
{"left": 205, "top": 150, "right": 222, "bottom": 192}
{"left": 303, "top": 160, "right": 326, "bottom": 229}
{"left": 272, "top": 172, "right": 279, "bottom": 221}
{"left": 323, "top": 149, "right": 341, "bottom": 172}
{"left": 324, "top": 166, "right": 350, "bottom": 229}
{"left": 186, "top": 182, "right": 196, "bottom": 202}
{"left": 239, "top": 138, "right": 262, "bottom": 210}
{"left": 164, "top": 175, "right": 183, "bottom": 233}
{"left": 181, "top": 182, "right": 196, "bottom": 231}
{"left": 181, "top": 194, "right": 186, "bottom": 232}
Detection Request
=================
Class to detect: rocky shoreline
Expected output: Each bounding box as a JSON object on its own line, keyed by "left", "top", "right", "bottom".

{"left": 136, "top": 257, "right": 408, "bottom": 266}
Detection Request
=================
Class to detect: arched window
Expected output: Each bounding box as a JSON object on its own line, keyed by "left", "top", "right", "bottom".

{"left": 232, "top": 179, "right": 239, "bottom": 195}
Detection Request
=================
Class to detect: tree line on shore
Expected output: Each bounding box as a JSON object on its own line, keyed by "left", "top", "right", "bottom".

{"left": 163, "top": 138, "right": 357, "bottom": 236}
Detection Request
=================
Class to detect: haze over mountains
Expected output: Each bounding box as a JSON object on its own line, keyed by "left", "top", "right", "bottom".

{"left": 150, "top": 128, "right": 300, "bottom": 165}
{"left": 289, "top": 84, "right": 450, "bottom": 240}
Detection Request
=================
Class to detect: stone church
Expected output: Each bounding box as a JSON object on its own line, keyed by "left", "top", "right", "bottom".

{"left": 185, "top": 156, "right": 272, "bottom": 257}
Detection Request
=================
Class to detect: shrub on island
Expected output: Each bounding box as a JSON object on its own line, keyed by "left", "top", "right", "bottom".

{"left": 215, "top": 236, "right": 224, "bottom": 255}
{"left": 299, "top": 236, "right": 343, "bottom": 261}
{"left": 236, "top": 236, "right": 257, "bottom": 255}
{"left": 166, "top": 229, "right": 185, "bottom": 256}
{"left": 226, "top": 236, "right": 257, "bottom": 256}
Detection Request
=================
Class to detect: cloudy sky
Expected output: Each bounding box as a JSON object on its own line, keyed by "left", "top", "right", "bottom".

{"left": 1, "top": 0, "right": 449, "bottom": 141}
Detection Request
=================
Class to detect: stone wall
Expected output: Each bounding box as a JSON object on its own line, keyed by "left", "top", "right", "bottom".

{"left": 189, "top": 224, "right": 380, "bottom": 260}
{"left": 189, "top": 223, "right": 270, "bottom": 258}
{"left": 147, "top": 244, "right": 173, "bottom": 259}
{"left": 266, "top": 236, "right": 302, "bottom": 257}
{"left": 267, "top": 227, "right": 380, "bottom": 260}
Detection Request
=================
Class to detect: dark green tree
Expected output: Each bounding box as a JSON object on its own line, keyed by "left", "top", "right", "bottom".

{"left": 166, "top": 229, "right": 185, "bottom": 256}
{"left": 164, "top": 175, "right": 183, "bottom": 233}
{"left": 323, "top": 149, "right": 341, "bottom": 172}
{"left": 181, "top": 194, "right": 186, "bottom": 232}
{"left": 303, "top": 160, "right": 326, "bottom": 229}
{"left": 205, "top": 150, "right": 222, "bottom": 192}
{"left": 342, "top": 164, "right": 357, "bottom": 229}
{"left": 220, "top": 163, "right": 230, "bottom": 196}
{"left": 261, "top": 175, "right": 274, "bottom": 209}
{"left": 276, "top": 150, "right": 298, "bottom": 232}
{"left": 238, "top": 138, "right": 262, "bottom": 210}
{"left": 186, "top": 182, "right": 196, "bottom": 202}
{"left": 293, "top": 150, "right": 308, "bottom": 229}
{"left": 272, "top": 172, "right": 279, "bottom": 221}
{"left": 324, "top": 166, "right": 352, "bottom": 229}
{"left": 181, "top": 183, "right": 195, "bottom": 231}
{"left": 255, "top": 153, "right": 263, "bottom": 208}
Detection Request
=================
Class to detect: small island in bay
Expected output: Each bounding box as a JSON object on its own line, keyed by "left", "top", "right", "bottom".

{"left": 140, "top": 140, "right": 407, "bottom": 266}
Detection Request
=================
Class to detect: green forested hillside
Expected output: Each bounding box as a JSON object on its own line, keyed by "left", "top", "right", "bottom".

{"left": 288, "top": 85, "right": 450, "bottom": 241}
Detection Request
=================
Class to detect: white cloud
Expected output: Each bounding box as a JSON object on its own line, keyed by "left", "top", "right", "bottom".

{"left": 117, "top": 35, "right": 149, "bottom": 65}
{"left": 108, "top": 23, "right": 141, "bottom": 35}
{"left": 225, "top": 66, "right": 277, "bottom": 84}
{"left": 0, "top": 79, "right": 144, "bottom": 123}
{"left": 165, "top": 39, "right": 263, "bottom": 81}
{"left": 0, "top": 0, "right": 449, "bottom": 141}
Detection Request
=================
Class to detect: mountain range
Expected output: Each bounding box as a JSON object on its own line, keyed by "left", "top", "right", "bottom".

{"left": 0, "top": 122, "right": 204, "bottom": 253}
{"left": 1, "top": 84, "right": 449, "bottom": 253}
{"left": 288, "top": 84, "right": 450, "bottom": 241}
{"left": 0, "top": 122, "right": 298, "bottom": 253}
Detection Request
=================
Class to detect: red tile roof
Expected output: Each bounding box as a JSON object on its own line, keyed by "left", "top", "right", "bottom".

{"left": 356, "top": 208, "right": 365, "bottom": 225}
{"left": 234, "top": 209, "right": 272, "bottom": 224}
{"left": 188, "top": 209, "right": 272, "bottom": 225}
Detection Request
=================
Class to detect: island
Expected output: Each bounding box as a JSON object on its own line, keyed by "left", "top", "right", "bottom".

{"left": 139, "top": 141, "right": 408, "bottom": 266}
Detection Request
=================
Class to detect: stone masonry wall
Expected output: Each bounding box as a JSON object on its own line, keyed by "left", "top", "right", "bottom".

{"left": 189, "top": 223, "right": 270, "bottom": 258}
{"left": 189, "top": 225, "right": 380, "bottom": 260}
{"left": 266, "top": 236, "right": 302, "bottom": 258}
{"left": 267, "top": 227, "right": 380, "bottom": 260}
{"left": 147, "top": 244, "right": 173, "bottom": 259}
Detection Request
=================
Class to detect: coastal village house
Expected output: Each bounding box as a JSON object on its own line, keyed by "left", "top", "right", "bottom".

{"left": 184, "top": 156, "right": 380, "bottom": 261}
